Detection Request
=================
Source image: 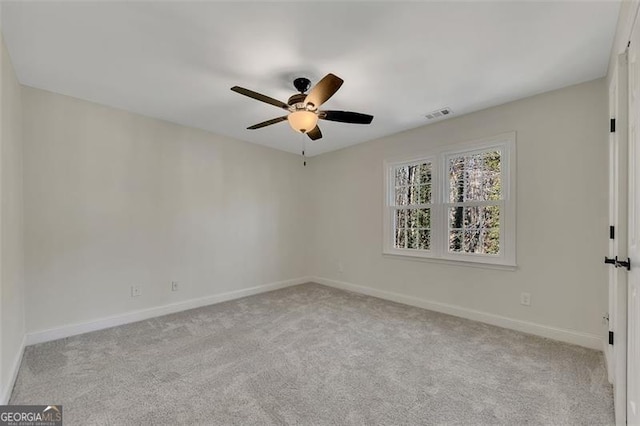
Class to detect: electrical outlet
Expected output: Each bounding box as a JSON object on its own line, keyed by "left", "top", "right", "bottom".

{"left": 171, "top": 281, "right": 179, "bottom": 292}
{"left": 131, "top": 285, "right": 142, "bottom": 297}
{"left": 520, "top": 292, "right": 531, "bottom": 306}
{"left": 337, "top": 261, "right": 344, "bottom": 274}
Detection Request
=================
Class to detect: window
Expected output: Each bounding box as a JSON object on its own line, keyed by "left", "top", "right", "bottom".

{"left": 383, "top": 133, "right": 516, "bottom": 267}
{"left": 446, "top": 149, "right": 501, "bottom": 256}
{"left": 393, "top": 160, "right": 433, "bottom": 251}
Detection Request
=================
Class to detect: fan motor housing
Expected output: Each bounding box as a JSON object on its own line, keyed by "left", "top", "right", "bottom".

{"left": 293, "top": 77, "right": 311, "bottom": 93}
{"left": 287, "top": 93, "right": 306, "bottom": 107}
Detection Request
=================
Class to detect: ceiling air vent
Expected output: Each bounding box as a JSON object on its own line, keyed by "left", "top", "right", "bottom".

{"left": 425, "top": 107, "right": 453, "bottom": 120}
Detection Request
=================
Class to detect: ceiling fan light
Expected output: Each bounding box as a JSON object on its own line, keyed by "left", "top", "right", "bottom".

{"left": 287, "top": 111, "right": 318, "bottom": 133}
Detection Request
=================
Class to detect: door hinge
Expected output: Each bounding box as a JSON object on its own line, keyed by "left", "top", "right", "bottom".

{"left": 610, "top": 118, "right": 616, "bottom": 133}
{"left": 609, "top": 331, "right": 614, "bottom": 345}
{"left": 610, "top": 225, "right": 615, "bottom": 240}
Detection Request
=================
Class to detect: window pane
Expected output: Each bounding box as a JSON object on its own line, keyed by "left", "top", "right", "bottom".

{"left": 395, "top": 187, "right": 408, "bottom": 205}
{"left": 483, "top": 205, "right": 500, "bottom": 229}
{"left": 449, "top": 156, "right": 465, "bottom": 203}
{"left": 485, "top": 151, "right": 501, "bottom": 173}
{"left": 463, "top": 154, "right": 482, "bottom": 201}
{"left": 408, "top": 164, "right": 420, "bottom": 186}
{"left": 418, "top": 185, "right": 431, "bottom": 204}
{"left": 448, "top": 206, "right": 500, "bottom": 255}
{"left": 397, "top": 184, "right": 431, "bottom": 206}
{"left": 449, "top": 206, "right": 464, "bottom": 230}
{"left": 395, "top": 166, "right": 408, "bottom": 186}
{"left": 406, "top": 208, "right": 431, "bottom": 230}
{"left": 449, "top": 150, "right": 502, "bottom": 202}
{"left": 464, "top": 229, "right": 482, "bottom": 253}
{"left": 419, "top": 163, "right": 432, "bottom": 184}
{"left": 484, "top": 155, "right": 501, "bottom": 201}
{"left": 449, "top": 231, "right": 463, "bottom": 252}
{"left": 395, "top": 162, "right": 432, "bottom": 206}
{"left": 418, "top": 230, "right": 431, "bottom": 250}
{"left": 458, "top": 229, "right": 501, "bottom": 255}
{"left": 417, "top": 208, "right": 431, "bottom": 228}
{"left": 464, "top": 206, "right": 480, "bottom": 228}
{"left": 395, "top": 209, "right": 406, "bottom": 228}
{"left": 395, "top": 228, "right": 406, "bottom": 248}
{"left": 408, "top": 185, "right": 419, "bottom": 204}
{"left": 407, "top": 208, "right": 418, "bottom": 228}
{"left": 407, "top": 229, "right": 418, "bottom": 249}
{"left": 484, "top": 228, "right": 500, "bottom": 254}
{"left": 395, "top": 208, "right": 430, "bottom": 251}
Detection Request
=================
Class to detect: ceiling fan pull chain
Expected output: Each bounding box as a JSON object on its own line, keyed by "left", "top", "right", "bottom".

{"left": 302, "top": 133, "right": 307, "bottom": 167}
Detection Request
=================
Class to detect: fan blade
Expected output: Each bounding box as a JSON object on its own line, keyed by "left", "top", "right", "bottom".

{"left": 304, "top": 74, "right": 343, "bottom": 109}
{"left": 320, "top": 110, "right": 374, "bottom": 124}
{"left": 307, "top": 125, "right": 323, "bottom": 141}
{"left": 247, "top": 116, "right": 288, "bottom": 130}
{"left": 231, "top": 86, "right": 290, "bottom": 110}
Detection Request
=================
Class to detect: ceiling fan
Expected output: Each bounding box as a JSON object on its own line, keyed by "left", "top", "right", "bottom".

{"left": 230, "top": 73, "right": 373, "bottom": 141}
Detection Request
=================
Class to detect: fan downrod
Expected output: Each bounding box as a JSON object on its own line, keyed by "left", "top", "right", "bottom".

{"left": 293, "top": 77, "right": 311, "bottom": 93}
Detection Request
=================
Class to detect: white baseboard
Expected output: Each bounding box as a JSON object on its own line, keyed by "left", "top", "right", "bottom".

{"left": 313, "top": 276, "right": 603, "bottom": 350}
{"left": 26, "top": 277, "right": 311, "bottom": 346}
{"left": 1, "top": 334, "right": 26, "bottom": 405}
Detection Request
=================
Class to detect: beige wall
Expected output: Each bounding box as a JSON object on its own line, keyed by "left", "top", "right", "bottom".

{"left": 307, "top": 79, "right": 608, "bottom": 339}
{"left": 0, "top": 34, "right": 25, "bottom": 402}
{"left": 22, "top": 87, "right": 308, "bottom": 333}
{"left": 22, "top": 79, "right": 609, "bottom": 344}
{"left": 15, "top": 72, "right": 610, "bottom": 353}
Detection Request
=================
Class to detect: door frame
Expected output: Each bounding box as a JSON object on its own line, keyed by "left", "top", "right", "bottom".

{"left": 627, "top": 14, "right": 640, "bottom": 423}
{"left": 608, "top": 52, "right": 629, "bottom": 426}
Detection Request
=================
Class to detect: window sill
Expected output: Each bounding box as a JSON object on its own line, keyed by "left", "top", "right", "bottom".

{"left": 382, "top": 251, "right": 517, "bottom": 271}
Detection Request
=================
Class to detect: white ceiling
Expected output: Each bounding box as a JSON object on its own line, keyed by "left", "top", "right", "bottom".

{"left": 2, "top": 1, "right": 620, "bottom": 157}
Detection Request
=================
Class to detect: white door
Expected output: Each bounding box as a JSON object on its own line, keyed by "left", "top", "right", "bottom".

{"left": 627, "top": 20, "right": 640, "bottom": 426}
{"left": 607, "top": 77, "right": 615, "bottom": 377}
{"left": 610, "top": 54, "right": 629, "bottom": 426}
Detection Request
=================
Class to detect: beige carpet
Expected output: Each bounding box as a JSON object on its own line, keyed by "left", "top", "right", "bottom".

{"left": 10, "top": 283, "right": 613, "bottom": 425}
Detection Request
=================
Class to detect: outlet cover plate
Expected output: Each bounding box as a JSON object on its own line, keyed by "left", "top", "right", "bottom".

{"left": 131, "top": 285, "right": 142, "bottom": 297}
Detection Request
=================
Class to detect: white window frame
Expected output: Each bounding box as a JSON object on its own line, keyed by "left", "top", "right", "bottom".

{"left": 383, "top": 132, "right": 516, "bottom": 268}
